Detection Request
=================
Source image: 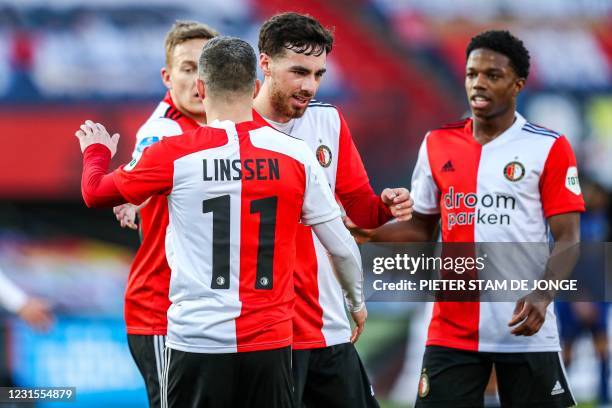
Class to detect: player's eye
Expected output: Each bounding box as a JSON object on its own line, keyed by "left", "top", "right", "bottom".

{"left": 466, "top": 72, "right": 476, "bottom": 79}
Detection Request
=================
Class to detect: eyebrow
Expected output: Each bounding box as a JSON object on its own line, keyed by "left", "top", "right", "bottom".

{"left": 466, "top": 67, "right": 504, "bottom": 73}
{"left": 289, "top": 65, "right": 327, "bottom": 75}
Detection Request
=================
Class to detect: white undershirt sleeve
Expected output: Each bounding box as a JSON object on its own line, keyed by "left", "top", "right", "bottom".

{"left": 311, "top": 216, "right": 364, "bottom": 312}
{"left": 0, "top": 267, "right": 27, "bottom": 313}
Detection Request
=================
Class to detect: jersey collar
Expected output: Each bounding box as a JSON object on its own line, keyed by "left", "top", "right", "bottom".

{"left": 162, "top": 91, "right": 201, "bottom": 128}
{"left": 465, "top": 112, "right": 527, "bottom": 146}
{"left": 209, "top": 119, "right": 264, "bottom": 133}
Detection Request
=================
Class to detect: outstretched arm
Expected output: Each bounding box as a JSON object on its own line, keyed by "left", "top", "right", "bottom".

{"left": 347, "top": 211, "right": 439, "bottom": 243}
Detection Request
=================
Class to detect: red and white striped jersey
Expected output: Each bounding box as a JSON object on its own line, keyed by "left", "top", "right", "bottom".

{"left": 124, "top": 92, "right": 199, "bottom": 335}
{"left": 113, "top": 120, "right": 341, "bottom": 353}
{"left": 254, "top": 102, "right": 392, "bottom": 349}
{"left": 411, "top": 112, "right": 585, "bottom": 352}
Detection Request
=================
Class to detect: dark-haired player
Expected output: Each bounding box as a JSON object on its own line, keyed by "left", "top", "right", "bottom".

{"left": 253, "top": 12, "right": 413, "bottom": 408}
{"left": 358, "top": 30, "right": 584, "bottom": 408}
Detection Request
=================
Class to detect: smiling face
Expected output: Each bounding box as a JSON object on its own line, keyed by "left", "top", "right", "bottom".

{"left": 262, "top": 49, "right": 327, "bottom": 122}
{"left": 465, "top": 48, "right": 525, "bottom": 121}
{"left": 162, "top": 38, "right": 208, "bottom": 122}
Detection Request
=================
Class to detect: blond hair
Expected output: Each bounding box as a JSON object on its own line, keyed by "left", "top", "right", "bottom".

{"left": 165, "top": 21, "right": 219, "bottom": 67}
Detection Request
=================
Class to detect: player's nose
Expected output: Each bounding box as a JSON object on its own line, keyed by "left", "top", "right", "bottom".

{"left": 472, "top": 73, "right": 487, "bottom": 90}
{"left": 300, "top": 75, "right": 317, "bottom": 94}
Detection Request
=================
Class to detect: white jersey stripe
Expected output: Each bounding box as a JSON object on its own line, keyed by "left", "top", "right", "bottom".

{"left": 153, "top": 335, "right": 163, "bottom": 389}
{"left": 557, "top": 351, "right": 577, "bottom": 405}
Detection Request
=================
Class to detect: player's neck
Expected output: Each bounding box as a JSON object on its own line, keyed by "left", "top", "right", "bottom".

{"left": 204, "top": 96, "right": 254, "bottom": 124}
{"left": 471, "top": 107, "right": 516, "bottom": 145}
{"left": 253, "top": 82, "right": 291, "bottom": 124}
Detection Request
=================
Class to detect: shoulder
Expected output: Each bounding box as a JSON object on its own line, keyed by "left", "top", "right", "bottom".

{"left": 133, "top": 117, "right": 182, "bottom": 155}
{"left": 307, "top": 99, "right": 336, "bottom": 109}
{"left": 303, "top": 99, "right": 340, "bottom": 122}
{"left": 518, "top": 121, "right": 566, "bottom": 158}
{"left": 424, "top": 118, "right": 469, "bottom": 143}
{"left": 137, "top": 117, "right": 183, "bottom": 139}
{"left": 249, "top": 126, "right": 313, "bottom": 164}
{"left": 430, "top": 118, "right": 469, "bottom": 133}
{"left": 138, "top": 101, "right": 186, "bottom": 137}
{"left": 520, "top": 121, "right": 562, "bottom": 140}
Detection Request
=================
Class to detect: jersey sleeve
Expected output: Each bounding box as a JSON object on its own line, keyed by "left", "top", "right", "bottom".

{"left": 301, "top": 149, "right": 342, "bottom": 226}
{"left": 81, "top": 144, "right": 127, "bottom": 208}
{"left": 131, "top": 118, "right": 182, "bottom": 161}
{"left": 540, "top": 136, "right": 586, "bottom": 218}
{"left": 334, "top": 111, "right": 392, "bottom": 228}
{"left": 113, "top": 138, "right": 175, "bottom": 205}
{"left": 411, "top": 134, "right": 441, "bottom": 214}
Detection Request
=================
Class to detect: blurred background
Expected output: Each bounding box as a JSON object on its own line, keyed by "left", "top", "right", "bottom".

{"left": 0, "top": 0, "right": 610, "bottom": 406}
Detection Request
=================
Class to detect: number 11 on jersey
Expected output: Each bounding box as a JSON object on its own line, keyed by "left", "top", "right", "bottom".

{"left": 202, "top": 195, "right": 278, "bottom": 290}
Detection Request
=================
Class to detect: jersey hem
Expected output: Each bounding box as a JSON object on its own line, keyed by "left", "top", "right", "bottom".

{"left": 477, "top": 344, "right": 561, "bottom": 353}
{"left": 166, "top": 336, "right": 292, "bottom": 354}
{"left": 126, "top": 326, "right": 168, "bottom": 336}
{"left": 426, "top": 339, "right": 561, "bottom": 353}
{"left": 293, "top": 333, "right": 351, "bottom": 350}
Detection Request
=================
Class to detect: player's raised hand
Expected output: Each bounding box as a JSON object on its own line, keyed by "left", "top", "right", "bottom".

{"left": 113, "top": 203, "right": 138, "bottom": 230}
{"left": 17, "top": 297, "right": 54, "bottom": 332}
{"left": 350, "top": 304, "right": 367, "bottom": 343}
{"left": 381, "top": 188, "right": 414, "bottom": 221}
{"left": 75, "top": 120, "right": 120, "bottom": 158}
{"left": 508, "top": 291, "right": 551, "bottom": 336}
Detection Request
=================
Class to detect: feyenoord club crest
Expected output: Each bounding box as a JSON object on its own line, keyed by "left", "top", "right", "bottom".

{"left": 316, "top": 145, "right": 332, "bottom": 168}
{"left": 418, "top": 370, "right": 430, "bottom": 398}
{"left": 503, "top": 161, "right": 525, "bottom": 182}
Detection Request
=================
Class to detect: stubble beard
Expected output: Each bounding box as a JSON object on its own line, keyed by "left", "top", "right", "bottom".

{"left": 270, "top": 80, "right": 308, "bottom": 120}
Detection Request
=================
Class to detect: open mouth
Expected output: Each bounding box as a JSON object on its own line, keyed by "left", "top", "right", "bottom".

{"left": 470, "top": 95, "right": 491, "bottom": 109}
{"left": 292, "top": 94, "right": 310, "bottom": 107}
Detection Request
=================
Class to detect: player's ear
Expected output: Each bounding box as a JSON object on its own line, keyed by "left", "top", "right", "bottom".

{"left": 253, "top": 79, "right": 261, "bottom": 99}
{"left": 196, "top": 78, "right": 206, "bottom": 100}
{"left": 259, "top": 53, "right": 272, "bottom": 77}
{"left": 161, "top": 66, "right": 171, "bottom": 89}
{"left": 513, "top": 77, "right": 525, "bottom": 97}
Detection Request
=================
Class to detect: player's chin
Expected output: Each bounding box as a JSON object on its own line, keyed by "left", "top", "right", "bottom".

{"left": 289, "top": 106, "right": 308, "bottom": 119}
{"left": 470, "top": 107, "right": 492, "bottom": 119}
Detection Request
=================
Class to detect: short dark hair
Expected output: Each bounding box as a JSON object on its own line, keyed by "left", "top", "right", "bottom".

{"left": 466, "top": 30, "right": 530, "bottom": 79}
{"left": 165, "top": 21, "right": 218, "bottom": 67}
{"left": 258, "top": 12, "right": 334, "bottom": 58}
{"left": 198, "top": 36, "right": 257, "bottom": 97}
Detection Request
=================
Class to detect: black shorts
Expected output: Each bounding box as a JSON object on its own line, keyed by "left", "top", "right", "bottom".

{"left": 127, "top": 334, "right": 166, "bottom": 408}
{"left": 415, "top": 345, "right": 576, "bottom": 408}
{"left": 162, "top": 345, "right": 293, "bottom": 408}
{"left": 292, "top": 342, "right": 380, "bottom": 408}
